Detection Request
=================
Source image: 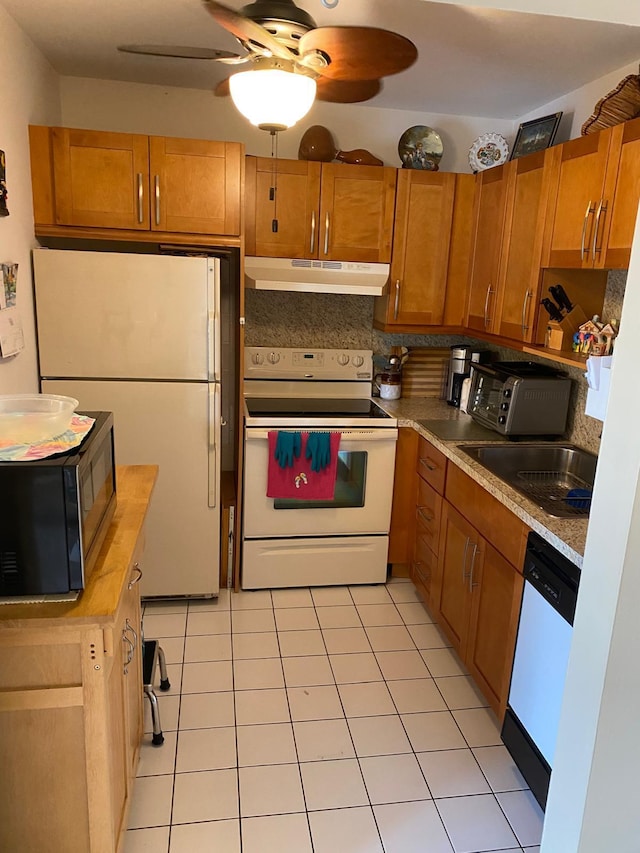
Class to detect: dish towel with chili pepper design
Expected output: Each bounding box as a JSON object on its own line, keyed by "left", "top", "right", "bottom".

{"left": 267, "top": 431, "right": 341, "bottom": 499}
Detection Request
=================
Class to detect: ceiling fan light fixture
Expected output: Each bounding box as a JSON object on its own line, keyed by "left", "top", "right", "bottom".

{"left": 229, "top": 60, "right": 316, "bottom": 131}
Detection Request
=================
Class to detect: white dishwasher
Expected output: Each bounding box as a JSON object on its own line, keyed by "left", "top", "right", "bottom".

{"left": 501, "top": 531, "right": 580, "bottom": 809}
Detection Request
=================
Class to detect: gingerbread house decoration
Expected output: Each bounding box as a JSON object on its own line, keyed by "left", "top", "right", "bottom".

{"left": 575, "top": 318, "right": 617, "bottom": 355}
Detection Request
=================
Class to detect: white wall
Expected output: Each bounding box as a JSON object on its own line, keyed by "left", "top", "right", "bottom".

{"left": 541, "top": 207, "right": 640, "bottom": 853}
{"left": 422, "top": 0, "right": 640, "bottom": 26}
{"left": 0, "top": 4, "right": 60, "bottom": 394}
{"left": 519, "top": 59, "right": 640, "bottom": 139}
{"left": 59, "top": 76, "right": 515, "bottom": 174}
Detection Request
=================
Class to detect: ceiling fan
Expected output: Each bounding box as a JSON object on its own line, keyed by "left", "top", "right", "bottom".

{"left": 119, "top": 0, "right": 418, "bottom": 129}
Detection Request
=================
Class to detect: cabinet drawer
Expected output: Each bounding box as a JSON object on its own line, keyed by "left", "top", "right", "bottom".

{"left": 445, "top": 464, "right": 528, "bottom": 569}
{"left": 417, "top": 435, "right": 447, "bottom": 494}
{"left": 415, "top": 476, "right": 442, "bottom": 552}
{"left": 411, "top": 535, "right": 438, "bottom": 604}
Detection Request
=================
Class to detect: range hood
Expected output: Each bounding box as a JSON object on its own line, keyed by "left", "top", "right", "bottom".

{"left": 244, "top": 256, "right": 390, "bottom": 296}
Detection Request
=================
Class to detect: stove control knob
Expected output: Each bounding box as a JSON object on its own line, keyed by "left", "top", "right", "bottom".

{"left": 251, "top": 351, "right": 264, "bottom": 365}
{"left": 352, "top": 355, "right": 364, "bottom": 367}
{"left": 267, "top": 352, "right": 281, "bottom": 364}
{"left": 498, "top": 415, "right": 507, "bottom": 424}
{"left": 337, "top": 353, "right": 350, "bottom": 366}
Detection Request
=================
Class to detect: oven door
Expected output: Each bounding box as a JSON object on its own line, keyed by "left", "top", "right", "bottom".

{"left": 243, "top": 428, "right": 398, "bottom": 537}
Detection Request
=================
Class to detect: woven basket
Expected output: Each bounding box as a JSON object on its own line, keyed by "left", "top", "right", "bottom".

{"left": 582, "top": 74, "right": 640, "bottom": 135}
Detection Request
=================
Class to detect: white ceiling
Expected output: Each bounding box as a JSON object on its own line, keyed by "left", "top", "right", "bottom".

{"left": 2, "top": 0, "right": 639, "bottom": 119}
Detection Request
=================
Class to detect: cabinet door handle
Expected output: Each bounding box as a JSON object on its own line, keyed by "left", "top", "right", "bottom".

{"left": 125, "top": 618, "right": 138, "bottom": 651}
{"left": 462, "top": 536, "right": 470, "bottom": 583}
{"left": 421, "top": 458, "right": 437, "bottom": 472}
{"left": 581, "top": 200, "right": 594, "bottom": 260}
{"left": 416, "top": 507, "right": 434, "bottom": 525}
{"left": 483, "top": 285, "right": 494, "bottom": 330}
{"left": 137, "top": 173, "right": 144, "bottom": 224}
{"left": 122, "top": 632, "right": 134, "bottom": 673}
{"left": 154, "top": 174, "right": 161, "bottom": 226}
{"left": 521, "top": 289, "right": 531, "bottom": 336}
{"left": 592, "top": 199, "right": 607, "bottom": 258}
{"left": 128, "top": 563, "right": 143, "bottom": 589}
{"left": 393, "top": 280, "right": 401, "bottom": 320}
{"left": 468, "top": 542, "right": 479, "bottom": 593}
{"left": 310, "top": 210, "right": 316, "bottom": 254}
{"left": 323, "top": 211, "right": 330, "bottom": 255}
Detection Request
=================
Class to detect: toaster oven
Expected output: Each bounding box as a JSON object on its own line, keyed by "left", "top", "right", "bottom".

{"left": 467, "top": 362, "right": 572, "bottom": 437}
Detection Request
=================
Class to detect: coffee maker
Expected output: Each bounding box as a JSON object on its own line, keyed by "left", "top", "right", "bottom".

{"left": 446, "top": 345, "right": 491, "bottom": 407}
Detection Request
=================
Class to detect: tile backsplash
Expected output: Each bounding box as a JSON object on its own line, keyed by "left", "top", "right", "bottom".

{"left": 245, "top": 269, "right": 627, "bottom": 455}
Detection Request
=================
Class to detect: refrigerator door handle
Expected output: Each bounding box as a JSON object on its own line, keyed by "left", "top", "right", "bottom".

{"left": 207, "top": 259, "right": 221, "bottom": 382}
{"left": 208, "top": 384, "right": 219, "bottom": 508}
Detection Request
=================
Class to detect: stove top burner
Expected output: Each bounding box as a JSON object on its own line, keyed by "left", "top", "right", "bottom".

{"left": 245, "top": 397, "right": 392, "bottom": 420}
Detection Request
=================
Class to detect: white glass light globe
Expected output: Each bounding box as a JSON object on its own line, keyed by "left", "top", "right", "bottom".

{"left": 230, "top": 69, "right": 317, "bottom": 132}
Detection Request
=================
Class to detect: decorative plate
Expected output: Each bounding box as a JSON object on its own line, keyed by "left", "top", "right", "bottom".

{"left": 468, "top": 133, "right": 509, "bottom": 172}
{"left": 398, "top": 125, "right": 443, "bottom": 170}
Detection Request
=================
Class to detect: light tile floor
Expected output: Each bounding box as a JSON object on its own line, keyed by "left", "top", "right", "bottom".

{"left": 125, "top": 578, "right": 544, "bottom": 853}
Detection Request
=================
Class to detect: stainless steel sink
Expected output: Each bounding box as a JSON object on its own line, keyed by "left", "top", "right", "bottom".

{"left": 458, "top": 443, "right": 598, "bottom": 518}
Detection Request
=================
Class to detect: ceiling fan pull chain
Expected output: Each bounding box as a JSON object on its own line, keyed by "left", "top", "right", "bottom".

{"left": 271, "top": 129, "right": 279, "bottom": 233}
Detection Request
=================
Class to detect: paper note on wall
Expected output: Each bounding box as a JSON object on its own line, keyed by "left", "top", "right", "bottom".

{"left": 0, "top": 307, "right": 24, "bottom": 356}
{"left": 585, "top": 355, "right": 613, "bottom": 422}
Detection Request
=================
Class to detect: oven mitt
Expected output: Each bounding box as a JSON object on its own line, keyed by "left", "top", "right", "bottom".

{"left": 274, "top": 431, "right": 301, "bottom": 469}
{"left": 306, "top": 432, "right": 331, "bottom": 472}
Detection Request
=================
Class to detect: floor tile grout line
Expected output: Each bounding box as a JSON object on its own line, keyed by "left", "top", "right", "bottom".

{"left": 137, "top": 587, "right": 537, "bottom": 850}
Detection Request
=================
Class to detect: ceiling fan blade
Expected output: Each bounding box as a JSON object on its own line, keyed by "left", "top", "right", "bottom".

{"left": 202, "top": 0, "right": 293, "bottom": 60}
{"left": 316, "top": 77, "right": 381, "bottom": 103}
{"left": 118, "top": 44, "right": 243, "bottom": 60}
{"left": 298, "top": 27, "right": 417, "bottom": 82}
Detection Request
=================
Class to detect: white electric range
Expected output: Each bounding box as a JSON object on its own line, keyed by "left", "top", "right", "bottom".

{"left": 242, "top": 347, "right": 398, "bottom": 589}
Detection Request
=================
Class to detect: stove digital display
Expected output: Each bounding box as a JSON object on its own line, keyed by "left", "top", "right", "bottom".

{"left": 293, "top": 351, "right": 323, "bottom": 366}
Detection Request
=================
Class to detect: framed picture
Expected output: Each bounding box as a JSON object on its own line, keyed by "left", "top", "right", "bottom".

{"left": 510, "top": 112, "right": 563, "bottom": 160}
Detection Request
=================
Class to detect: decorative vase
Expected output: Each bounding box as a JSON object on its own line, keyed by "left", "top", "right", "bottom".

{"left": 298, "top": 125, "right": 336, "bottom": 162}
{"left": 335, "top": 149, "right": 383, "bottom": 166}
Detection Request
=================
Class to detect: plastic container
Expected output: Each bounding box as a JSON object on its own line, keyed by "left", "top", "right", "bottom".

{"left": 0, "top": 394, "right": 79, "bottom": 443}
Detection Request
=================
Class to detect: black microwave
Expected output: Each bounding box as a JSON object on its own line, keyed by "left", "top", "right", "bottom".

{"left": 0, "top": 411, "right": 116, "bottom": 596}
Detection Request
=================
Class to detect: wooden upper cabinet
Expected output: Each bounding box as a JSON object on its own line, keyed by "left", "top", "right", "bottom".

{"left": 598, "top": 116, "right": 640, "bottom": 269}
{"left": 29, "top": 126, "right": 243, "bottom": 239}
{"left": 466, "top": 164, "right": 508, "bottom": 333}
{"left": 376, "top": 170, "right": 456, "bottom": 326}
{"left": 149, "top": 136, "right": 241, "bottom": 235}
{"left": 245, "top": 157, "right": 396, "bottom": 263}
{"left": 543, "top": 129, "right": 612, "bottom": 268}
{"left": 245, "top": 157, "right": 321, "bottom": 257}
{"left": 50, "top": 127, "right": 151, "bottom": 230}
{"left": 318, "top": 162, "right": 397, "bottom": 262}
{"left": 494, "top": 150, "right": 550, "bottom": 342}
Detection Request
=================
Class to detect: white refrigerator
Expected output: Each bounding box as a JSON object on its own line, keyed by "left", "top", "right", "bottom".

{"left": 33, "top": 248, "right": 221, "bottom": 598}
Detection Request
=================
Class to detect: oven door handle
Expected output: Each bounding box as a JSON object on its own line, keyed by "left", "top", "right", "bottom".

{"left": 244, "top": 428, "right": 398, "bottom": 442}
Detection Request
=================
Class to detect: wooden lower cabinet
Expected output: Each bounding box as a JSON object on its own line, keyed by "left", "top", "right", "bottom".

{"left": 0, "top": 466, "right": 155, "bottom": 853}
{"left": 409, "top": 435, "right": 446, "bottom": 607}
{"left": 388, "top": 427, "right": 419, "bottom": 569}
{"left": 432, "top": 500, "right": 524, "bottom": 717}
{"left": 466, "top": 538, "right": 524, "bottom": 714}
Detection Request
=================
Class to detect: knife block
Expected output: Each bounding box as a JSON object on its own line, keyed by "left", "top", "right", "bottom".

{"left": 544, "top": 305, "right": 588, "bottom": 351}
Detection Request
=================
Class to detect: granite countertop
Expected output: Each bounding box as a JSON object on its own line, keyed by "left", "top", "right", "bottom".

{"left": 377, "top": 396, "right": 589, "bottom": 567}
